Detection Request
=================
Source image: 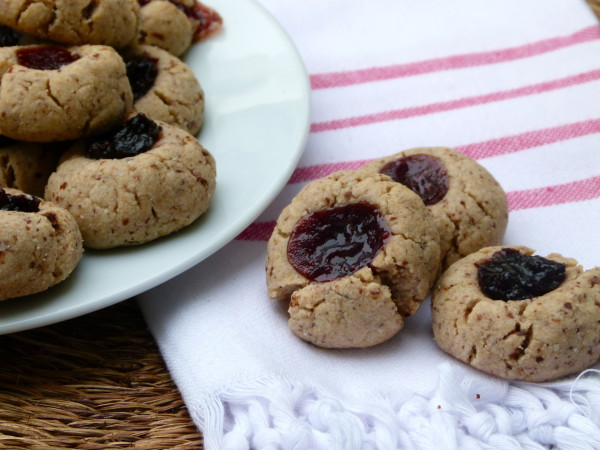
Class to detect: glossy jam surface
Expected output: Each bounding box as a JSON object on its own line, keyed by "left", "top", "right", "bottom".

{"left": 86, "top": 114, "right": 162, "bottom": 160}
{"left": 16, "top": 46, "right": 80, "bottom": 70}
{"left": 287, "top": 202, "right": 391, "bottom": 282}
{"left": 380, "top": 154, "right": 449, "bottom": 205}
{"left": 0, "top": 25, "right": 19, "bottom": 47}
{"left": 0, "top": 188, "right": 40, "bottom": 212}
{"left": 476, "top": 248, "right": 566, "bottom": 301}
{"left": 126, "top": 55, "right": 158, "bottom": 100}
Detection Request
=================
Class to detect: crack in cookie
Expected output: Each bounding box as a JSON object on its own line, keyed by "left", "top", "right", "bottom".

{"left": 0, "top": 44, "right": 132, "bottom": 142}
{"left": 267, "top": 171, "right": 441, "bottom": 348}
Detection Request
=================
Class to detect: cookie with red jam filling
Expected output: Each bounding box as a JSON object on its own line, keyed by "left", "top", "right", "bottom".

{"left": 266, "top": 171, "right": 441, "bottom": 348}
{"left": 0, "top": 45, "right": 132, "bottom": 142}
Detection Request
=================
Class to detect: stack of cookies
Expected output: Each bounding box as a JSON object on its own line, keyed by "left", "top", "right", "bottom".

{"left": 266, "top": 147, "right": 600, "bottom": 382}
{"left": 0, "top": 0, "right": 222, "bottom": 301}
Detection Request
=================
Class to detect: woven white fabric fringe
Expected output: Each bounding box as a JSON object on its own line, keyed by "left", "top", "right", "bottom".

{"left": 194, "top": 364, "right": 600, "bottom": 450}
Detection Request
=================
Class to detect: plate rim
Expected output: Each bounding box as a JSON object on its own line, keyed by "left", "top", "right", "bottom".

{"left": 0, "top": 0, "right": 310, "bottom": 334}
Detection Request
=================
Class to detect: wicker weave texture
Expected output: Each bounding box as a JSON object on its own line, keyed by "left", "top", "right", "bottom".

{"left": 0, "top": 300, "right": 203, "bottom": 449}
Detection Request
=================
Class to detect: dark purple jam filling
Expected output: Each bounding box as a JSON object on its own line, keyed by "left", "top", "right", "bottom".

{"left": 380, "top": 154, "right": 449, "bottom": 205}
{"left": 476, "top": 248, "right": 566, "bottom": 301}
{"left": 0, "top": 25, "right": 19, "bottom": 47}
{"left": 0, "top": 188, "right": 40, "bottom": 212}
{"left": 86, "top": 113, "right": 162, "bottom": 160}
{"left": 287, "top": 202, "right": 391, "bottom": 282}
{"left": 16, "top": 46, "right": 80, "bottom": 70}
{"left": 126, "top": 54, "right": 158, "bottom": 101}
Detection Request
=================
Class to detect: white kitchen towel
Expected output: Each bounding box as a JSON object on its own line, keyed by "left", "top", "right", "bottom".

{"left": 138, "top": 1, "right": 600, "bottom": 448}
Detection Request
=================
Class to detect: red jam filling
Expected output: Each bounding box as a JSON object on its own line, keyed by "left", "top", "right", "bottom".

{"left": 0, "top": 188, "right": 40, "bottom": 212}
{"left": 187, "top": 1, "right": 223, "bottom": 41}
{"left": 86, "top": 113, "right": 162, "bottom": 160}
{"left": 16, "top": 46, "right": 80, "bottom": 70}
{"left": 126, "top": 55, "right": 159, "bottom": 100}
{"left": 380, "top": 154, "right": 449, "bottom": 205}
{"left": 287, "top": 202, "right": 391, "bottom": 282}
{"left": 476, "top": 248, "right": 566, "bottom": 301}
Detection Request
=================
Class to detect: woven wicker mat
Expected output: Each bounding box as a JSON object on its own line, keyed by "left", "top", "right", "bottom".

{"left": 0, "top": 299, "right": 203, "bottom": 449}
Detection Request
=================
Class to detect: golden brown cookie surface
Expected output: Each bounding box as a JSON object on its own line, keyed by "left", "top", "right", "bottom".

{"left": 431, "top": 245, "right": 600, "bottom": 382}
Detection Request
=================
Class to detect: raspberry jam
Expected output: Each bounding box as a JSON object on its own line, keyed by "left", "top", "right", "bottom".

{"left": 287, "top": 202, "right": 391, "bottom": 282}
{"left": 126, "top": 54, "right": 159, "bottom": 100}
{"left": 86, "top": 114, "right": 162, "bottom": 160}
{"left": 476, "top": 248, "right": 566, "bottom": 301}
{"left": 0, "top": 25, "right": 19, "bottom": 47}
{"left": 0, "top": 188, "right": 40, "bottom": 212}
{"left": 380, "top": 154, "right": 449, "bottom": 205}
{"left": 16, "top": 46, "right": 80, "bottom": 70}
{"left": 187, "top": 1, "right": 223, "bottom": 41}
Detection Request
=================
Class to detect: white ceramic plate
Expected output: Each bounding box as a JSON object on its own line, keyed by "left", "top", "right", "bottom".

{"left": 0, "top": 0, "right": 310, "bottom": 334}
